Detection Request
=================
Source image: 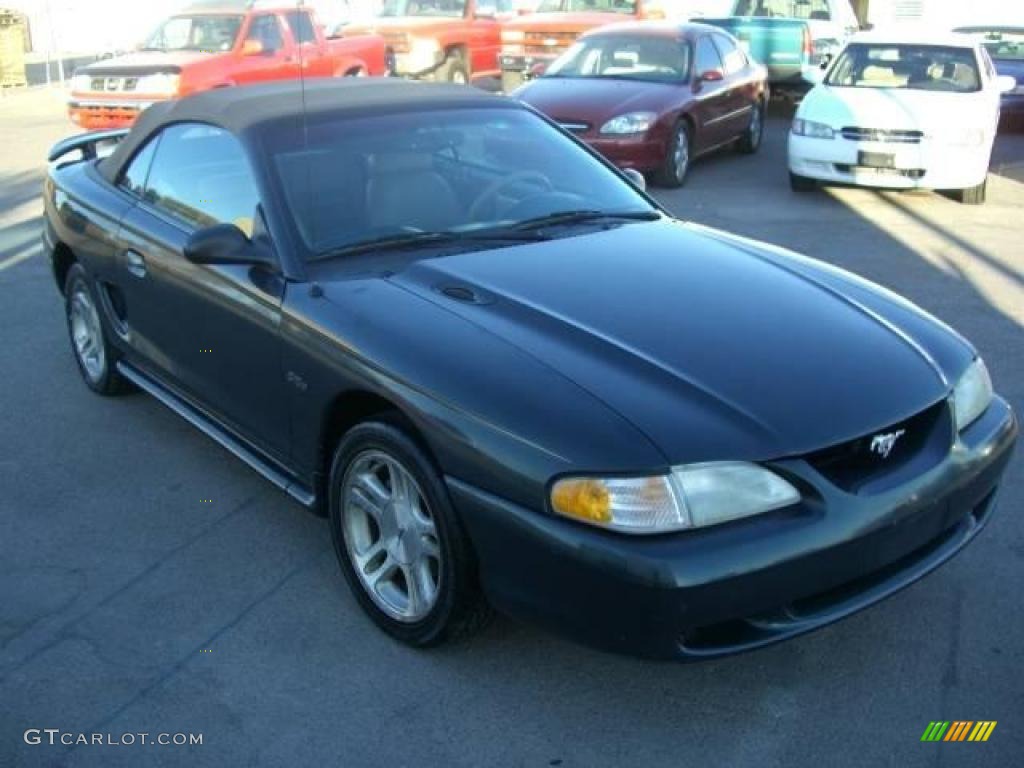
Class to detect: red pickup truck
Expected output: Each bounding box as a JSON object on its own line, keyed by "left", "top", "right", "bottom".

{"left": 343, "top": 0, "right": 516, "bottom": 83}
{"left": 67, "top": 3, "right": 387, "bottom": 130}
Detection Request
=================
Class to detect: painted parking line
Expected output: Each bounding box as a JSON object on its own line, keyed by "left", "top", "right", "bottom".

{"left": 0, "top": 245, "right": 39, "bottom": 271}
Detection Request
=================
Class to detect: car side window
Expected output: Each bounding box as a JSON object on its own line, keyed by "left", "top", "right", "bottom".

{"left": 118, "top": 136, "right": 160, "bottom": 197}
{"left": 246, "top": 14, "right": 284, "bottom": 53}
{"left": 141, "top": 123, "right": 261, "bottom": 236}
{"left": 695, "top": 36, "right": 723, "bottom": 77}
{"left": 713, "top": 34, "right": 746, "bottom": 76}
{"left": 286, "top": 10, "right": 317, "bottom": 44}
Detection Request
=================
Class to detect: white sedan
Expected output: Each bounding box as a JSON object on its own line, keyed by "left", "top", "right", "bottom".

{"left": 788, "top": 33, "right": 1017, "bottom": 204}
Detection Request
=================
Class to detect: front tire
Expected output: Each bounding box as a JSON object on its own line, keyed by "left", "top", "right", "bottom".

{"left": 328, "top": 419, "right": 490, "bottom": 647}
{"left": 500, "top": 69, "right": 524, "bottom": 95}
{"left": 64, "top": 262, "right": 131, "bottom": 396}
{"left": 789, "top": 172, "right": 816, "bottom": 192}
{"left": 654, "top": 121, "right": 691, "bottom": 188}
{"left": 952, "top": 178, "right": 987, "bottom": 205}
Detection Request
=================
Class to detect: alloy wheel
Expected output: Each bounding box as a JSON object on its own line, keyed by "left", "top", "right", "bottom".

{"left": 674, "top": 126, "right": 690, "bottom": 183}
{"left": 341, "top": 450, "right": 442, "bottom": 623}
{"left": 69, "top": 282, "right": 106, "bottom": 383}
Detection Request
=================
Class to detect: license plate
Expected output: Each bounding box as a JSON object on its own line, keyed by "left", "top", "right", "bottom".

{"left": 858, "top": 151, "right": 895, "bottom": 169}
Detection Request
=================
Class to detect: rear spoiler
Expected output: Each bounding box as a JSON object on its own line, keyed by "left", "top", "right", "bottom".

{"left": 47, "top": 128, "right": 129, "bottom": 164}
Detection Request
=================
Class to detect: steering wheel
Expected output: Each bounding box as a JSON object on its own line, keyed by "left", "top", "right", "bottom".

{"left": 468, "top": 171, "right": 554, "bottom": 221}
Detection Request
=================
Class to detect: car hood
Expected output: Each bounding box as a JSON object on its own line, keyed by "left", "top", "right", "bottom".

{"left": 517, "top": 77, "right": 682, "bottom": 124}
{"left": 800, "top": 84, "right": 994, "bottom": 131}
{"left": 994, "top": 57, "right": 1024, "bottom": 84}
{"left": 503, "top": 12, "right": 626, "bottom": 32}
{"left": 77, "top": 51, "right": 214, "bottom": 76}
{"left": 385, "top": 220, "right": 966, "bottom": 463}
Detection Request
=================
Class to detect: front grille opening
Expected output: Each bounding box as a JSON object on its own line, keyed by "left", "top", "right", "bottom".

{"left": 841, "top": 127, "right": 924, "bottom": 143}
{"left": 834, "top": 164, "right": 926, "bottom": 179}
{"left": 805, "top": 400, "right": 951, "bottom": 493}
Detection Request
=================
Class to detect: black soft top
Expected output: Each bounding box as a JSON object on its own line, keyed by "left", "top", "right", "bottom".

{"left": 98, "top": 79, "right": 515, "bottom": 183}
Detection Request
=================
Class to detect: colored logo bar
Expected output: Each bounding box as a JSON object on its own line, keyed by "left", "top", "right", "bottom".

{"left": 921, "top": 721, "right": 997, "bottom": 742}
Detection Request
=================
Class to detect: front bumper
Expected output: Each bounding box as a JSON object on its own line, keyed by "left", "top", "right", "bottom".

{"left": 788, "top": 131, "right": 991, "bottom": 190}
{"left": 450, "top": 398, "right": 1017, "bottom": 660}
{"left": 68, "top": 98, "right": 160, "bottom": 129}
{"left": 583, "top": 134, "right": 666, "bottom": 174}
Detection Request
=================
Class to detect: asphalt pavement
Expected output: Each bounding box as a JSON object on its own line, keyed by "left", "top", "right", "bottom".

{"left": 1, "top": 87, "right": 1022, "bottom": 768}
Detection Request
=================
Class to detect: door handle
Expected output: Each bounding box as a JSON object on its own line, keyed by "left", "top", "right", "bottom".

{"left": 125, "top": 250, "right": 147, "bottom": 279}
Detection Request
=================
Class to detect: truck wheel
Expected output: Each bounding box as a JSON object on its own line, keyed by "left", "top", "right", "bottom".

{"left": 501, "top": 70, "right": 523, "bottom": 94}
{"left": 439, "top": 50, "right": 469, "bottom": 84}
{"left": 951, "top": 179, "right": 987, "bottom": 205}
{"left": 328, "top": 419, "right": 492, "bottom": 647}
{"left": 654, "top": 121, "right": 690, "bottom": 188}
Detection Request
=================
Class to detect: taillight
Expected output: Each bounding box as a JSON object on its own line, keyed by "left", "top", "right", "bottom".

{"left": 803, "top": 26, "right": 813, "bottom": 59}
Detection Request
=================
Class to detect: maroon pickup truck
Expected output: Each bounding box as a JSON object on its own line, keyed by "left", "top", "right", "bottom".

{"left": 68, "top": 3, "right": 387, "bottom": 129}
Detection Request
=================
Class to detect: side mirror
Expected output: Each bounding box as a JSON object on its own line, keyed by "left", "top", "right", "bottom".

{"left": 819, "top": 53, "right": 833, "bottom": 70}
{"left": 184, "top": 223, "right": 275, "bottom": 267}
{"left": 241, "top": 39, "right": 264, "bottom": 56}
{"left": 622, "top": 168, "right": 646, "bottom": 192}
{"left": 996, "top": 74, "right": 1017, "bottom": 94}
{"left": 699, "top": 69, "right": 724, "bottom": 82}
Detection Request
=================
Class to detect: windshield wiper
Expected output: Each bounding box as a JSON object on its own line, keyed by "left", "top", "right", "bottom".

{"left": 512, "top": 209, "right": 661, "bottom": 231}
{"left": 312, "top": 229, "right": 548, "bottom": 261}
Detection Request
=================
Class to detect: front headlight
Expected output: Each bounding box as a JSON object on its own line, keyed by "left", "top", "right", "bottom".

{"left": 600, "top": 112, "right": 657, "bottom": 135}
{"left": 792, "top": 118, "right": 835, "bottom": 139}
{"left": 952, "top": 357, "right": 993, "bottom": 432}
{"left": 69, "top": 73, "right": 92, "bottom": 92}
{"left": 502, "top": 30, "right": 525, "bottom": 43}
{"left": 550, "top": 462, "right": 800, "bottom": 535}
{"left": 135, "top": 73, "right": 181, "bottom": 96}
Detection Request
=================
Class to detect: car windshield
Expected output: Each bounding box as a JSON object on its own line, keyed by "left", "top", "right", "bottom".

{"left": 378, "top": 0, "right": 466, "bottom": 18}
{"left": 732, "top": 0, "right": 831, "bottom": 20}
{"left": 142, "top": 15, "right": 243, "bottom": 52}
{"left": 536, "top": 0, "right": 638, "bottom": 14}
{"left": 544, "top": 35, "right": 690, "bottom": 82}
{"left": 825, "top": 44, "right": 981, "bottom": 93}
{"left": 264, "top": 107, "right": 657, "bottom": 258}
{"left": 957, "top": 29, "right": 1024, "bottom": 61}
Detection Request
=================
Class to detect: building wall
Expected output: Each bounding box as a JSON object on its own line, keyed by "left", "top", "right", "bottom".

{"left": 864, "top": 0, "right": 1024, "bottom": 32}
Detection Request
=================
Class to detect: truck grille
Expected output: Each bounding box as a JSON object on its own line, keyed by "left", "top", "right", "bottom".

{"left": 803, "top": 400, "right": 951, "bottom": 493}
{"left": 524, "top": 31, "right": 576, "bottom": 56}
{"left": 89, "top": 76, "right": 140, "bottom": 93}
{"left": 841, "top": 127, "right": 924, "bottom": 144}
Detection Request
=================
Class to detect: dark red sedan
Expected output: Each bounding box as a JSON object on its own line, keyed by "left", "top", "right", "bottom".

{"left": 515, "top": 22, "right": 769, "bottom": 187}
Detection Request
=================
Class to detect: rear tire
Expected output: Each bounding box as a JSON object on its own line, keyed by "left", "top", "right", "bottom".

{"left": 654, "top": 121, "right": 691, "bottom": 188}
{"left": 64, "top": 262, "right": 131, "bottom": 396}
{"left": 438, "top": 50, "right": 469, "bottom": 84}
{"left": 736, "top": 99, "right": 764, "bottom": 154}
{"left": 328, "top": 419, "right": 491, "bottom": 647}
{"left": 789, "top": 172, "right": 816, "bottom": 192}
{"left": 952, "top": 178, "right": 987, "bottom": 205}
